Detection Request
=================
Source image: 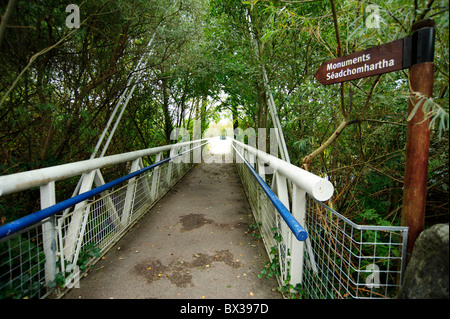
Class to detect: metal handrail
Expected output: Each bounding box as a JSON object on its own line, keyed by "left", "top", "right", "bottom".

{"left": 0, "top": 140, "right": 209, "bottom": 240}
{"left": 0, "top": 139, "right": 209, "bottom": 197}
{"left": 231, "top": 142, "right": 308, "bottom": 241}
{"left": 231, "top": 139, "right": 334, "bottom": 201}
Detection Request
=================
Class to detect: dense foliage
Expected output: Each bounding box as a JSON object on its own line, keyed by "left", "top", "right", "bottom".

{"left": 1, "top": 0, "right": 448, "bottom": 227}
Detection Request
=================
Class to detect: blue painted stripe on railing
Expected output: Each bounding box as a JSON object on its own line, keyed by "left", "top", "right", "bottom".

{"left": 0, "top": 143, "right": 207, "bottom": 240}
{"left": 232, "top": 144, "right": 308, "bottom": 241}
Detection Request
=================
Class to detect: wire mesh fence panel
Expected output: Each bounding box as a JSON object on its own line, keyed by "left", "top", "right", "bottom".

{"left": 0, "top": 222, "right": 50, "bottom": 299}
{"left": 235, "top": 148, "right": 408, "bottom": 299}
{"left": 235, "top": 161, "right": 293, "bottom": 286}
{"left": 302, "top": 196, "right": 408, "bottom": 299}
{"left": 57, "top": 159, "right": 194, "bottom": 284}
{"left": 0, "top": 156, "right": 194, "bottom": 299}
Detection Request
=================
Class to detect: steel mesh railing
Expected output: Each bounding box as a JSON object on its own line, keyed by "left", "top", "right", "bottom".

{"left": 1, "top": 137, "right": 409, "bottom": 299}
{"left": 235, "top": 159, "right": 294, "bottom": 286}
{"left": 301, "top": 197, "right": 408, "bottom": 299}
{"left": 0, "top": 143, "right": 199, "bottom": 299}
{"left": 232, "top": 139, "right": 408, "bottom": 299}
{"left": 57, "top": 160, "right": 191, "bottom": 267}
{"left": 0, "top": 222, "right": 49, "bottom": 299}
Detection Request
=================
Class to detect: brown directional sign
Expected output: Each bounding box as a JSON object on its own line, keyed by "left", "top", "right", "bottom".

{"left": 314, "top": 38, "right": 406, "bottom": 85}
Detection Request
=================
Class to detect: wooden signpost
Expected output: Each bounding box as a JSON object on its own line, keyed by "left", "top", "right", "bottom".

{"left": 314, "top": 20, "right": 436, "bottom": 257}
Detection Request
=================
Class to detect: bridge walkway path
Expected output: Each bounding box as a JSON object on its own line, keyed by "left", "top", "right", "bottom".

{"left": 63, "top": 149, "right": 282, "bottom": 299}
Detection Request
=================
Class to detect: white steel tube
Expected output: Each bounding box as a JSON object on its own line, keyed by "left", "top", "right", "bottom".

{"left": 232, "top": 139, "right": 334, "bottom": 201}
{"left": 41, "top": 182, "right": 57, "bottom": 286}
{"left": 0, "top": 139, "right": 211, "bottom": 197}
{"left": 92, "top": 31, "right": 156, "bottom": 159}
{"left": 99, "top": 83, "right": 137, "bottom": 157}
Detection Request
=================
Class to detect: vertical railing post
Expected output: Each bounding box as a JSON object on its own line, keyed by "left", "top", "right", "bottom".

{"left": 64, "top": 170, "right": 96, "bottom": 261}
{"left": 256, "top": 160, "right": 266, "bottom": 222}
{"left": 140, "top": 158, "right": 152, "bottom": 202}
{"left": 166, "top": 150, "right": 173, "bottom": 186}
{"left": 176, "top": 147, "right": 182, "bottom": 177}
{"left": 193, "top": 120, "right": 202, "bottom": 163}
{"left": 121, "top": 158, "right": 141, "bottom": 228}
{"left": 248, "top": 151, "right": 255, "bottom": 169}
{"left": 290, "top": 185, "right": 306, "bottom": 287}
{"left": 271, "top": 171, "right": 290, "bottom": 282}
{"left": 40, "top": 182, "right": 57, "bottom": 287}
{"left": 94, "top": 169, "right": 120, "bottom": 227}
{"left": 150, "top": 152, "right": 163, "bottom": 200}
{"left": 272, "top": 172, "right": 290, "bottom": 241}
{"left": 257, "top": 159, "right": 266, "bottom": 182}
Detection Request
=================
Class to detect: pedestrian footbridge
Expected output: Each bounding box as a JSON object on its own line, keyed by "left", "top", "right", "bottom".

{"left": 0, "top": 137, "right": 408, "bottom": 299}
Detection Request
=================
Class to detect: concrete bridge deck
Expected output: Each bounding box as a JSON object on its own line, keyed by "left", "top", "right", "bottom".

{"left": 63, "top": 150, "right": 282, "bottom": 299}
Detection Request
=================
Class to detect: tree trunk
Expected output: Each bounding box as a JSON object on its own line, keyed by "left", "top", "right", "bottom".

{"left": 161, "top": 77, "right": 172, "bottom": 144}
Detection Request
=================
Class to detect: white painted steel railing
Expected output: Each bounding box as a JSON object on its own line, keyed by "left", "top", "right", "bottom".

{"left": 231, "top": 138, "right": 334, "bottom": 290}
{"left": 0, "top": 135, "right": 409, "bottom": 299}
{"left": 303, "top": 198, "right": 408, "bottom": 299}
{"left": 0, "top": 139, "right": 208, "bottom": 298}
{"left": 231, "top": 138, "right": 408, "bottom": 299}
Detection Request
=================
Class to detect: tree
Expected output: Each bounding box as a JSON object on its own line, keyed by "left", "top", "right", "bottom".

{"left": 0, "top": 0, "right": 448, "bottom": 227}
